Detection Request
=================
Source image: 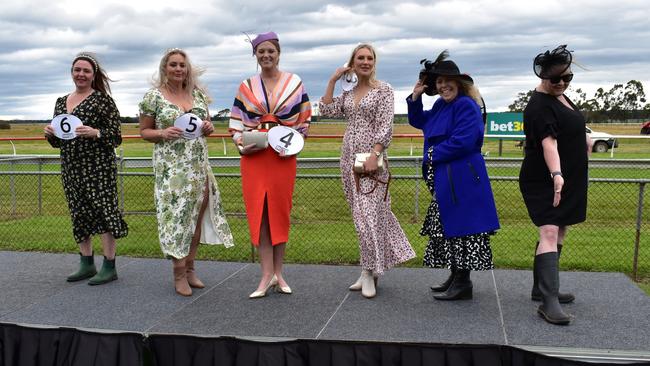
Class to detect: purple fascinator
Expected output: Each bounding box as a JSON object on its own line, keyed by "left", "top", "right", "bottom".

{"left": 251, "top": 32, "right": 279, "bottom": 53}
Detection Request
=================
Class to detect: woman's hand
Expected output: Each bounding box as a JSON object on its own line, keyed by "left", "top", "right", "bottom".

{"left": 362, "top": 153, "right": 379, "bottom": 173}
{"left": 239, "top": 143, "right": 265, "bottom": 155}
{"left": 412, "top": 79, "right": 427, "bottom": 101}
{"left": 161, "top": 127, "right": 183, "bottom": 141}
{"left": 202, "top": 120, "right": 214, "bottom": 136}
{"left": 44, "top": 125, "right": 55, "bottom": 137}
{"left": 330, "top": 66, "right": 351, "bottom": 83}
{"left": 75, "top": 125, "right": 100, "bottom": 139}
{"left": 552, "top": 175, "right": 564, "bottom": 207}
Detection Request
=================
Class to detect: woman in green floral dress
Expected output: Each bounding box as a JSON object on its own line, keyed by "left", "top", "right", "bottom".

{"left": 139, "top": 48, "right": 234, "bottom": 296}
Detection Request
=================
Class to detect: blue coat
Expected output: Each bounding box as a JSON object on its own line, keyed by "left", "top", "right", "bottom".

{"left": 407, "top": 94, "right": 500, "bottom": 238}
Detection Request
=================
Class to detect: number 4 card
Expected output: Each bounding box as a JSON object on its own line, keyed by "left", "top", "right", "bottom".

{"left": 268, "top": 125, "right": 304, "bottom": 156}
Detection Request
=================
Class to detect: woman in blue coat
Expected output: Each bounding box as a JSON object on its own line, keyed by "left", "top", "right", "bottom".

{"left": 407, "top": 51, "right": 499, "bottom": 300}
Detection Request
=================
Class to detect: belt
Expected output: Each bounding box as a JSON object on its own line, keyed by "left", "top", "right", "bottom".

{"left": 257, "top": 114, "right": 280, "bottom": 131}
{"left": 256, "top": 122, "right": 279, "bottom": 131}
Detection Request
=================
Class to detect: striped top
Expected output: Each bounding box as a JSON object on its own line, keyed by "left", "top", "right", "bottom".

{"left": 229, "top": 72, "right": 311, "bottom": 141}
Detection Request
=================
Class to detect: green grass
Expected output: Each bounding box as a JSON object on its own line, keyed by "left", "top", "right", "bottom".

{"left": 1, "top": 122, "right": 649, "bottom": 295}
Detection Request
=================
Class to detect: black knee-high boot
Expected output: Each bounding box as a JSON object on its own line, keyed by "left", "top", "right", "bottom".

{"left": 531, "top": 243, "right": 575, "bottom": 303}
{"left": 535, "top": 252, "right": 571, "bottom": 325}
{"left": 431, "top": 266, "right": 456, "bottom": 292}
{"left": 433, "top": 269, "right": 472, "bottom": 300}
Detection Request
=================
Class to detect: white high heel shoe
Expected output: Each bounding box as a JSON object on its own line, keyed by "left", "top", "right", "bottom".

{"left": 249, "top": 275, "right": 277, "bottom": 299}
{"left": 274, "top": 274, "right": 292, "bottom": 294}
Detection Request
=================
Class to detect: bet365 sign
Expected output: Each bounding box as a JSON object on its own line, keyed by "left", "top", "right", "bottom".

{"left": 486, "top": 112, "right": 524, "bottom": 137}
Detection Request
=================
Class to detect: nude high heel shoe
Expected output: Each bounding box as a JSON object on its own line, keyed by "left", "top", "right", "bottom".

{"left": 274, "top": 275, "right": 292, "bottom": 294}
{"left": 249, "top": 275, "right": 277, "bottom": 299}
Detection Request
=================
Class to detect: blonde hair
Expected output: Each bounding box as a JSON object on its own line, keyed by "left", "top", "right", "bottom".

{"left": 456, "top": 78, "right": 483, "bottom": 107}
{"left": 153, "top": 48, "right": 209, "bottom": 101}
{"left": 347, "top": 44, "right": 379, "bottom": 87}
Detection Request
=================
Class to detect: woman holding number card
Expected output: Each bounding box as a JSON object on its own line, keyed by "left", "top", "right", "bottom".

{"left": 320, "top": 44, "right": 415, "bottom": 299}
{"left": 229, "top": 32, "right": 311, "bottom": 298}
{"left": 44, "top": 52, "right": 128, "bottom": 285}
{"left": 139, "top": 48, "right": 233, "bottom": 296}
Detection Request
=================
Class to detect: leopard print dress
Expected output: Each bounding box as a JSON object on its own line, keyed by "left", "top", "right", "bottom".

{"left": 319, "top": 81, "right": 415, "bottom": 274}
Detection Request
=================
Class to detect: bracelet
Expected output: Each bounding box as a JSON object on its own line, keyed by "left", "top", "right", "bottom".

{"left": 550, "top": 171, "right": 563, "bottom": 178}
{"left": 159, "top": 130, "right": 164, "bottom": 140}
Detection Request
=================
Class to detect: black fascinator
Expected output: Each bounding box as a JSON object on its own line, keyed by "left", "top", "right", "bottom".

{"left": 533, "top": 45, "right": 572, "bottom": 79}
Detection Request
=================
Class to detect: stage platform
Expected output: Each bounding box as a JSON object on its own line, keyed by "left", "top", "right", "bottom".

{"left": 0, "top": 251, "right": 649, "bottom": 364}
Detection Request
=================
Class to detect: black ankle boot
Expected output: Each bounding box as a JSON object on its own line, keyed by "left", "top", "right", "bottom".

{"left": 531, "top": 243, "right": 575, "bottom": 303}
{"left": 433, "top": 269, "right": 473, "bottom": 300}
{"left": 67, "top": 253, "right": 97, "bottom": 282}
{"left": 535, "top": 252, "right": 571, "bottom": 325}
{"left": 431, "top": 267, "right": 455, "bottom": 292}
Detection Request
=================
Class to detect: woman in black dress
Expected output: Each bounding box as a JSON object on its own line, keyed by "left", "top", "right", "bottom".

{"left": 519, "top": 45, "right": 592, "bottom": 325}
{"left": 44, "top": 52, "right": 128, "bottom": 285}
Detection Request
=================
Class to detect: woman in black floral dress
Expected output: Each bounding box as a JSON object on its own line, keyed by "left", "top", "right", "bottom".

{"left": 44, "top": 52, "right": 128, "bottom": 285}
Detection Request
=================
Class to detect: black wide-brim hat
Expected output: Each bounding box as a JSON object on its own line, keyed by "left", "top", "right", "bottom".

{"left": 429, "top": 60, "right": 474, "bottom": 85}
{"left": 420, "top": 55, "right": 474, "bottom": 96}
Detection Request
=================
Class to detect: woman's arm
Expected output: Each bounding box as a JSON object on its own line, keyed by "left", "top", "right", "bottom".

{"left": 541, "top": 136, "right": 564, "bottom": 207}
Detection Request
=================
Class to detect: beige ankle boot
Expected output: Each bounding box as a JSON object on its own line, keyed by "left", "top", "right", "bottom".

{"left": 361, "top": 270, "right": 376, "bottom": 298}
{"left": 186, "top": 259, "right": 205, "bottom": 289}
{"left": 173, "top": 259, "right": 192, "bottom": 296}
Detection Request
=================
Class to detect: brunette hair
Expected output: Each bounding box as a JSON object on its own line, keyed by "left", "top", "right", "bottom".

{"left": 71, "top": 52, "right": 113, "bottom": 95}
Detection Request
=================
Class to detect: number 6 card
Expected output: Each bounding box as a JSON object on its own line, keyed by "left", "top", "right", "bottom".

{"left": 51, "top": 114, "right": 83, "bottom": 140}
{"left": 268, "top": 125, "right": 304, "bottom": 156}
{"left": 174, "top": 113, "right": 204, "bottom": 139}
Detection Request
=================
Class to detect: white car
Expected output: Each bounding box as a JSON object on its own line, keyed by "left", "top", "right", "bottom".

{"left": 586, "top": 126, "right": 618, "bottom": 153}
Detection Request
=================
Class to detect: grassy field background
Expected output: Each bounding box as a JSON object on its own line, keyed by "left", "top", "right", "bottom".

{"left": 1, "top": 122, "right": 649, "bottom": 294}
{"left": 2, "top": 121, "right": 650, "bottom": 158}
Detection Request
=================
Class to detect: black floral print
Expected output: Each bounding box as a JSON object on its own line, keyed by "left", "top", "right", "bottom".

{"left": 48, "top": 91, "right": 128, "bottom": 243}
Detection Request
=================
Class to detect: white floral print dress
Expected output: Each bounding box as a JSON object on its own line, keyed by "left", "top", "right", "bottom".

{"left": 139, "top": 88, "right": 234, "bottom": 258}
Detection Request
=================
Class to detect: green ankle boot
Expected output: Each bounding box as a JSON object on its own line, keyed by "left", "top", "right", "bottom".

{"left": 88, "top": 257, "right": 117, "bottom": 285}
{"left": 67, "top": 254, "right": 97, "bottom": 282}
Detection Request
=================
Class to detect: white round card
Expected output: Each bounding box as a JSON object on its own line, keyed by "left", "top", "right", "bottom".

{"left": 174, "top": 113, "right": 204, "bottom": 139}
{"left": 268, "top": 126, "right": 304, "bottom": 156}
{"left": 340, "top": 71, "right": 358, "bottom": 92}
{"left": 51, "top": 114, "right": 83, "bottom": 140}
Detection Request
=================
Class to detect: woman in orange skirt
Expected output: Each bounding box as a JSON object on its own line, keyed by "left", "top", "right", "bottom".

{"left": 229, "top": 32, "right": 311, "bottom": 298}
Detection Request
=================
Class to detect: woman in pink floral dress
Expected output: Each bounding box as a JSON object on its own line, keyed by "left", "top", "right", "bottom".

{"left": 320, "top": 44, "right": 415, "bottom": 299}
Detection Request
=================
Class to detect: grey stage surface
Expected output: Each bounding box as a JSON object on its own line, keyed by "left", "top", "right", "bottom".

{"left": 1, "top": 251, "right": 649, "bottom": 361}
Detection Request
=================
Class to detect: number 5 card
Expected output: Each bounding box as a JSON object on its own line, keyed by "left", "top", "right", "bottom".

{"left": 268, "top": 125, "right": 304, "bottom": 156}
{"left": 174, "top": 113, "right": 204, "bottom": 139}
{"left": 51, "top": 114, "right": 83, "bottom": 140}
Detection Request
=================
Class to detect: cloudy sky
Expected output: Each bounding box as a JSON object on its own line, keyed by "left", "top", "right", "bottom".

{"left": 1, "top": 0, "right": 649, "bottom": 120}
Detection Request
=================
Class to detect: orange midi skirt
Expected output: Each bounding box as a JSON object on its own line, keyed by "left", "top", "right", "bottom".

{"left": 240, "top": 147, "right": 297, "bottom": 246}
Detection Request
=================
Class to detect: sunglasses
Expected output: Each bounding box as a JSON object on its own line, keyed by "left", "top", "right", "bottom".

{"left": 549, "top": 73, "right": 573, "bottom": 84}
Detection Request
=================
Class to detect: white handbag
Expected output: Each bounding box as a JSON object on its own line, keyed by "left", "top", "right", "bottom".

{"left": 353, "top": 153, "right": 385, "bottom": 174}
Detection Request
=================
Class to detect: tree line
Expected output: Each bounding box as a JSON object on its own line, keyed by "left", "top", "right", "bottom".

{"left": 508, "top": 80, "right": 649, "bottom": 122}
